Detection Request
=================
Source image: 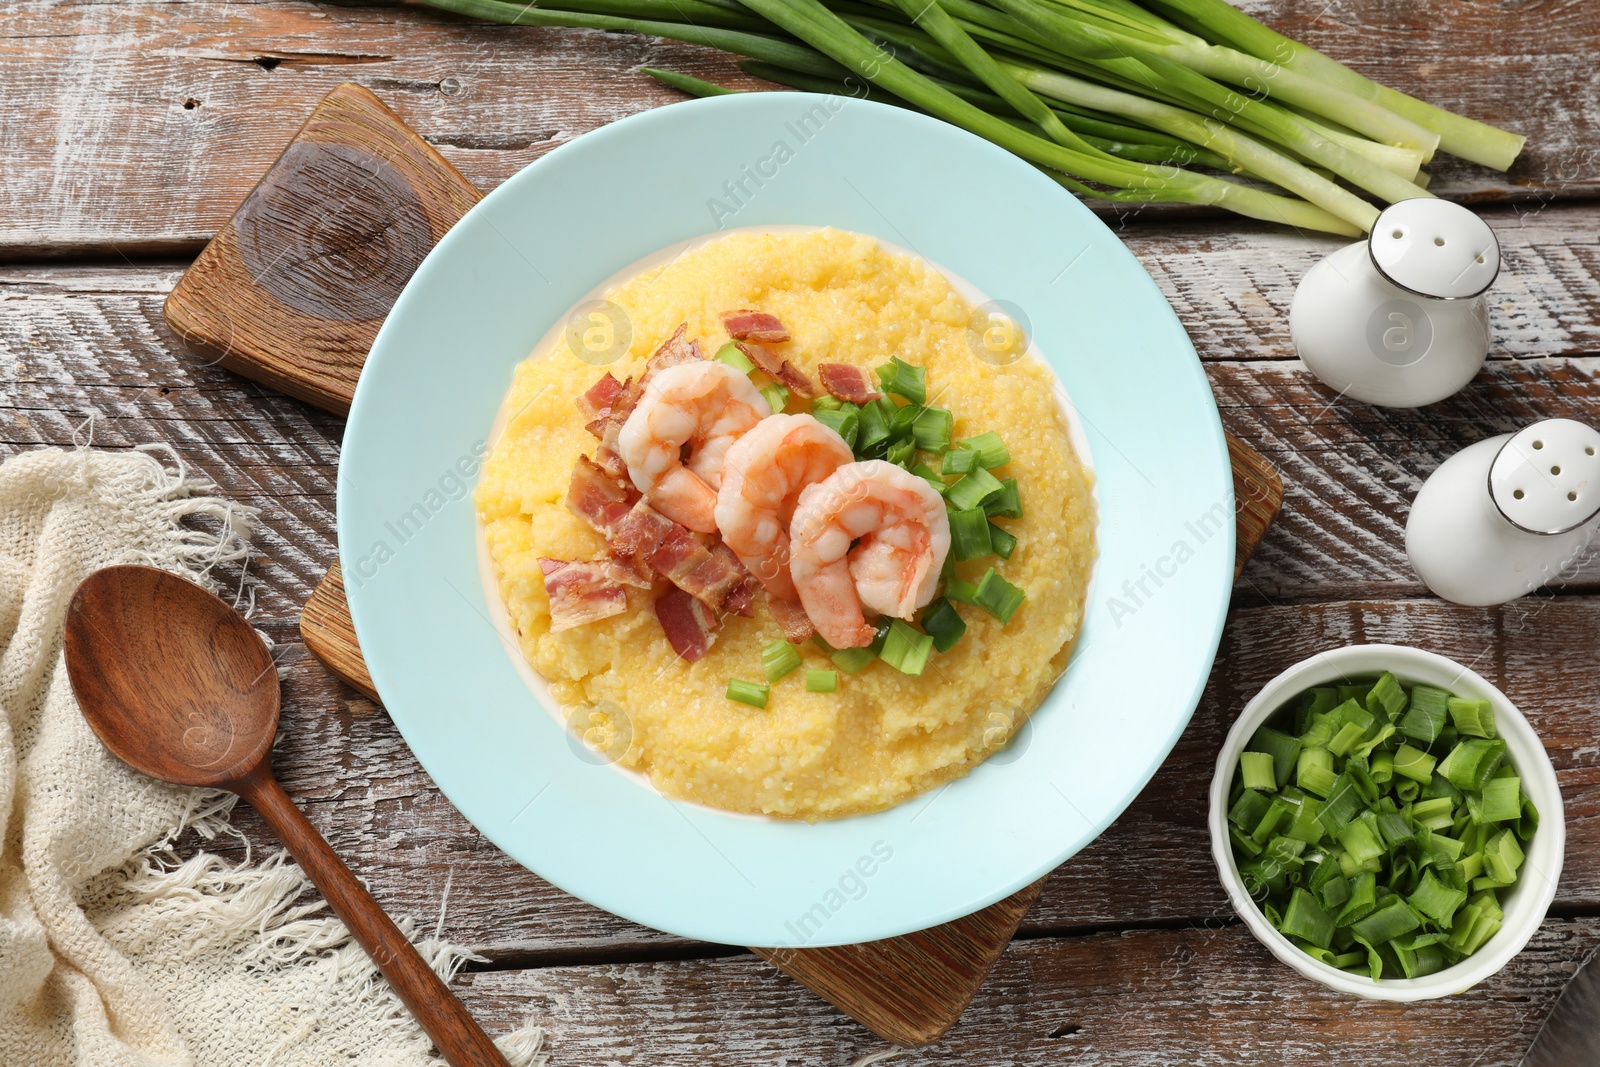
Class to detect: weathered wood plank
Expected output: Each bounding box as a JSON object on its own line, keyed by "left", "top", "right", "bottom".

{"left": 235, "top": 595, "right": 1600, "bottom": 961}
{"left": 3, "top": 0, "right": 1596, "bottom": 255}
{"left": 450, "top": 919, "right": 1600, "bottom": 1064}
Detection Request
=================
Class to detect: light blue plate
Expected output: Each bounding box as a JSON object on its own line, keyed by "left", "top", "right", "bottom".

{"left": 339, "top": 92, "right": 1233, "bottom": 948}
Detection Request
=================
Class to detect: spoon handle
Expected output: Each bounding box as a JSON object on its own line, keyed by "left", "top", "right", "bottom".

{"left": 239, "top": 771, "right": 511, "bottom": 1067}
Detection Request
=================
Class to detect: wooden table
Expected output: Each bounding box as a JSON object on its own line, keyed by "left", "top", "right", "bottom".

{"left": 5, "top": 1, "right": 1598, "bottom": 1061}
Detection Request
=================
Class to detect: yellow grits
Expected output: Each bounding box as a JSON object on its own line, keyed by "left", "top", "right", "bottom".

{"left": 475, "top": 228, "right": 1096, "bottom": 820}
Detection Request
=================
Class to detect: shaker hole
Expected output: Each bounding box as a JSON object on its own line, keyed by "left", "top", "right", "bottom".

{"left": 1391, "top": 229, "right": 1404, "bottom": 239}
{"left": 1533, "top": 440, "right": 1544, "bottom": 449}
{"left": 1587, "top": 446, "right": 1596, "bottom": 456}
{"left": 1552, "top": 466, "right": 1562, "bottom": 475}
{"left": 1434, "top": 237, "right": 1446, "bottom": 247}
{"left": 1514, "top": 489, "right": 1525, "bottom": 499}
{"left": 1476, "top": 255, "right": 1486, "bottom": 264}
{"left": 1570, "top": 492, "right": 1579, "bottom": 501}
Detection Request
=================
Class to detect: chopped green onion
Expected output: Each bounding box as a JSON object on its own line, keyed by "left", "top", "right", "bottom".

{"left": 1408, "top": 870, "right": 1467, "bottom": 928}
{"left": 811, "top": 394, "right": 843, "bottom": 412}
{"left": 886, "top": 437, "right": 916, "bottom": 468}
{"left": 988, "top": 522, "right": 1018, "bottom": 560}
{"left": 812, "top": 634, "right": 875, "bottom": 674}
{"left": 805, "top": 669, "right": 838, "bottom": 693}
{"left": 911, "top": 462, "right": 948, "bottom": 495}
{"left": 947, "top": 467, "right": 1005, "bottom": 511}
{"left": 1398, "top": 690, "right": 1449, "bottom": 744}
{"left": 1296, "top": 748, "right": 1337, "bottom": 798}
{"left": 760, "top": 381, "right": 790, "bottom": 414}
{"left": 1350, "top": 900, "right": 1421, "bottom": 944}
{"left": 875, "top": 357, "right": 927, "bottom": 405}
{"left": 1391, "top": 744, "right": 1437, "bottom": 783}
{"left": 1484, "top": 828, "right": 1525, "bottom": 883}
{"left": 1411, "top": 796, "right": 1456, "bottom": 832}
{"left": 888, "top": 402, "right": 922, "bottom": 441}
{"left": 1229, "top": 787, "right": 1271, "bottom": 830}
{"left": 944, "top": 574, "right": 980, "bottom": 606}
{"left": 1448, "top": 698, "right": 1497, "bottom": 739}
{"left": 761, "top": 640, "right": 802, "bottom": 682}
{"left": 957, "top": 431, "right": 1010, "bottom": 469}
{"left": 1473, "top": 777, "right": 1522, "bottom": 824}
{"left": 921, "top": 597, "right": 966, "bottom": 653}
{"left": 1284, "top": 796, "right": 1325, "bottom": 845}
{"left": 1316, "top": 773, "right": 1364, "bottom": 835}
{"left": 1337, "top": 815, "right": 1386, "bottom": 868}
{"left": 1281, "top": 888, "right": 1336, "bottom": 950}
{"left": 912, "top": 407, "right": 954, "bottom": 452}
{"left": 879, "top": 619, "right": 934, "bottom": 675}
{"left": 1439, "top": 738, "right": 1507, "bottom": 793}
{"left": 1327, "top": 721, "right": 1366, "bottom": 758}
{"left": 1240, "top": 751, "right": 1277, "bottom": 792}
{"left": 1366, "top": 672, "right": 1408, "bottom": 721}
{"left": 973, "top": 568, "right": 1026, "bottom": 624}
{"left": 949, "top": 506, "right": 993, "bottom": 561}
{"left": 714, "top": 341, "right": 756, "bottom": 373}
{"left": 726, "top": 678, "right": 770, "bottom": 708}
{"left": 856, "top": 398, "right": 891, "bottom": 452}
{"left": 814, "top": 404, "right": 860, "bottom": 450}
{"left": 942, "top": 447, "right": 981, "bottom": 475}
{"left": 1249, "top": 726, "right": 1302, "bottom": 791}
{"left": 983, "top": 477, "right": 1023, "bottom": 519}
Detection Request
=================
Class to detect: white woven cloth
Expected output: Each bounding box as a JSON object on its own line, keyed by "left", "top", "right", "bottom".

{"left": 0, "top": 446, "right": 547, "bottom": 1067}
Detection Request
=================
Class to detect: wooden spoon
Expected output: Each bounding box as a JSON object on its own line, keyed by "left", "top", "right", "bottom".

{"left": 64, "top": 565, "right": 510, "bottom": 1067}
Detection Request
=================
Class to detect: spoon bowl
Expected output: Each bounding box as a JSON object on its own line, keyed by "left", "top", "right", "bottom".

{"left": 66, "top": 565, "right": 279, "bottom": 788}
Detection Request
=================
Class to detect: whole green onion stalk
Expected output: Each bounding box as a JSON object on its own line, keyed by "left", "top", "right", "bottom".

{"left": 401, "top": 0, "right": 1524, "bottom": 234}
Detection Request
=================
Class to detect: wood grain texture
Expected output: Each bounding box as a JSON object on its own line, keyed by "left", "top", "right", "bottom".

{"left": 4, "top": 0, "right": 1598, "bottom": 256}
{"left": 165, "top": 83, "right": 481, "bottom": 414}
{"left": 451, "top": 920, "right": 1600, "bottom": 1064}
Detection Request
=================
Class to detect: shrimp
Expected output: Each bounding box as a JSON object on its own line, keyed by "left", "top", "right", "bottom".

{"left": 617, "top": 360, "right": 770, "bottom": 533}
{"left": 789, "top": 460, "right": 951, "bottom": 649}
{"left": 714, "top": 414, "right": 854, "bottom": 600}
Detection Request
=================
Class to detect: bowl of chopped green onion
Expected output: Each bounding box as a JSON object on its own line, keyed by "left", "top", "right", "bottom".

{"left": 1209, "top": 644, "right": 1564, "bottom": 1000}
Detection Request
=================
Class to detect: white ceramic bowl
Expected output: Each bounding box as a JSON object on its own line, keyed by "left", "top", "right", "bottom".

{"left": 1208, "top": 643, "right": 1565, "bottom": 1000}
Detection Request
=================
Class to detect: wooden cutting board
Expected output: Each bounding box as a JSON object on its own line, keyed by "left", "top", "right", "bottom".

{"left": 167, "top": 83, "right": 1284, "bottom": 1048}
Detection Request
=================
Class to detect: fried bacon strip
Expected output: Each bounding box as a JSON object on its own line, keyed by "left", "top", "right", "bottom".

{"left": 653, "top": 587, "right": 720, "bottom": 662}
{"left": 767, "top": 594, "right": 817, "bottom": 644}
{"left": 735, "top": 341, "right": 817, "bottom": 400}
{"left": 817, "top": 363, "right": 884, "bottom": 404}
{"left": 612, "top": 500, "right": 751, "bottom": 613}
{"left": 720, "top": 309, "right": 791, "bottom": 345}
{"left": 540, "top": 558, "right": 639, "bottom": 632}
{"left": 639, "top": 322, "right": 702, "bottom": 387}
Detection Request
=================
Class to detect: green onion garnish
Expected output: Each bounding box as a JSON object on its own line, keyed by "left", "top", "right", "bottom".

{"left": 947, "top": 467, "right": 1004, "bottom": 512}
{"left": 875, "top": 357, "right": 926, "bottom": 405}
{"left": 920, "top": 597, "right": 966, "bottom": 653}
{"left": 805, "top": 669, "right": 838, "bottom": 693}
{"left": 714, "top": 341, "right": 755, "bottom": 374}
{"left": 761, "top": 640, "right": 802, "bottom": 682}
{"left": 972, "top": 568, "right": 1025, "bottom": 624}
{"left": 759, "top": 381, "right": 789, "bottom": 414}
{"left": 1229, "top": 674, "right": 1539, "bottom": 980}
{"left": 944, "top": 574, "right": 980, "bottom": 606}
{"left": 811, "top": 394, "right": 843, "bottom": 413}
{"left": 814, "top": 404, "right": 859, "bottom": 450}
{"left": 988, "top": 522, "right": 1017, "bottom": 560}
{"left": 911, "top": 407, "right": 953, "bottom": 452}
{"left": 879, "top": 619, "right": 934, "bottom": 676}
{"left": 726, "top": 678, "right": 770, "bottom": 708}
{"left": 887, "top": 402, "right": 922, "bottom": 442}
{"left": 856, "top": 398, "right": 891, "bottom": 453}
{"left": 958, "top": 431, "right": 1010, "bottom": 469}
{"left": 886, "top": 437, "right": 916, "bottom": 468}
{"left": 942, "top": 448, "right": 980, "bottom": 476}
{"left": 948, "top": 506, "right": 992, "bottom": 562}
{"left": 812, "top": 634, "right": 875, "bottom": 674}
{"left": 983, "top": 477, "right": 1023, "bottom": 519}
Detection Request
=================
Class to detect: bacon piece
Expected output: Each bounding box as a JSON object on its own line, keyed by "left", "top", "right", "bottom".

{"left": 817, "top": 363, "right": 884, "bottom": 404}
{"left": 566, "top": 455, "right": 636, "bottom": 537}
{"left": 540, "top": 558, "right": 631, "bottom": 632}
{"left": 735, "top": 341, "right": 817, "bottom": 400}
{"left": 653, "top": 587, "right": 719, "bottom": 662}
{"left": 639, "top": 323, "right": 703, "bottom": 388}
{"left": 611, "top": 500, "right": 748, "bottom": 612}
{"left": 720, "top": 309, "right": 791, "bottom": 345}
{"left": 577, "top": 372, "right": 625, "bottom": 421}
{"left": 767, "top": 594, "right": 816, "bottom": 644}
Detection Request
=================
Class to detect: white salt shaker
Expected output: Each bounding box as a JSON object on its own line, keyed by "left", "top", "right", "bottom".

{"left": 1291, "top": 198, "right": 1500, "bottom": 407}
{"left": 1406, "top": 419, "right": 1600, "bottom": 606}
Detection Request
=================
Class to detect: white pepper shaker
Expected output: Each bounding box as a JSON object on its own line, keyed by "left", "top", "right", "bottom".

{"left": 1291, "top": 198, "right": 1500, "bottom": 407}
{"left": 1406, "top": 419, "right": 1600, "bottom": 606}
